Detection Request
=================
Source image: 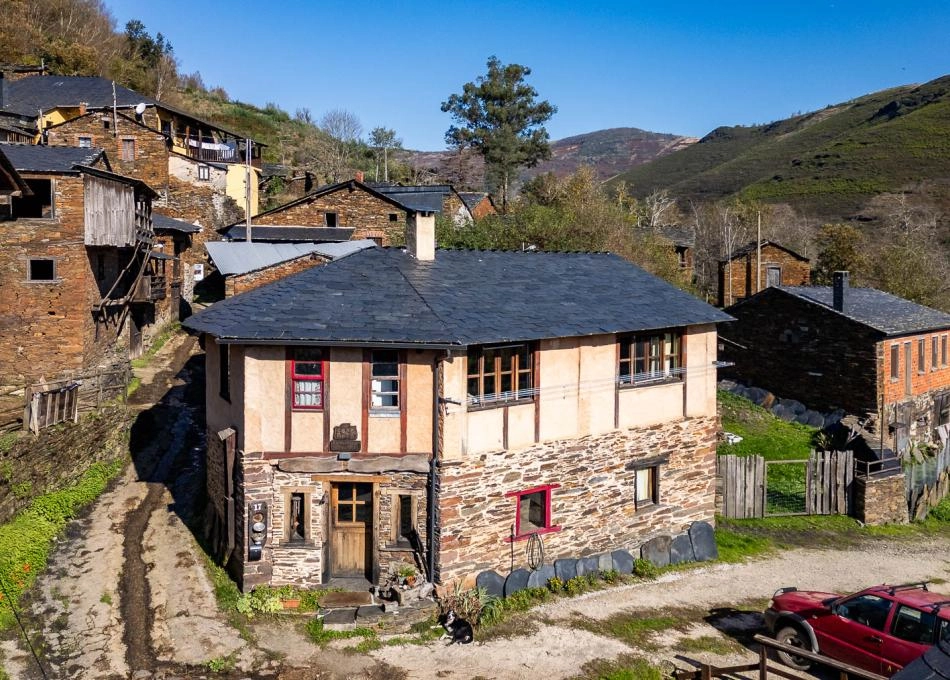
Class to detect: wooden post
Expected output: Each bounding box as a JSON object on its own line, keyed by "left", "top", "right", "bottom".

{"left": 758, "top": 646, "right": 768, "bottom": 678}
{"left": 98, "top": 367, "right": 103, "bottom": 407}
{"left": 22, "top": 385, "right": 32, "bottom": 432}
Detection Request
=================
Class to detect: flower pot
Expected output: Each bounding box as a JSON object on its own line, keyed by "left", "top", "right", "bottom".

{"left": 281, "top": 598, "right": 301, "bottom": 609}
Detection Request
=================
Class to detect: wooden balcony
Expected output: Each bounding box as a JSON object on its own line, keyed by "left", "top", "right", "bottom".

{"left": 131, "top": 275, "right": 166, "bottom": 303}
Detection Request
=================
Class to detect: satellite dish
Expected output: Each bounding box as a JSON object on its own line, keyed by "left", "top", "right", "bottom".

{"left": 134, "top": 102, "right": 147, "bottom": 115}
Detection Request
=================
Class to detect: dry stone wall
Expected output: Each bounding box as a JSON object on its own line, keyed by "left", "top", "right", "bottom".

{"left": 437, "top": 416, "right": 717, "bottom": 586}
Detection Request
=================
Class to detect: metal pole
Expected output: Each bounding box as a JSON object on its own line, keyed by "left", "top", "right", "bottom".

{"left": 245, "top": 138, "right": 252, "bottom": 242}
{"left": 756, "top": 211, "right": 762, "bottom": 293}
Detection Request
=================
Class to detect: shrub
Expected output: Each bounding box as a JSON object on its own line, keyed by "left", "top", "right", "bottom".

{"left": 564, "top": 576, "right": 588, "bottom": 596}
{"left": 546, "top": 576, "right": 564, "bottom": 593}
{"left": 632, "top": 558, "right": 659, "bottom": 579}
{"left": 601, "top": 568, "right": 620, "bottom": 584}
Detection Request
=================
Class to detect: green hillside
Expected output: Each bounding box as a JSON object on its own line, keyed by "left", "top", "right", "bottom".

{"left": 614, "top": 76, "right": 950, "bottom": 219}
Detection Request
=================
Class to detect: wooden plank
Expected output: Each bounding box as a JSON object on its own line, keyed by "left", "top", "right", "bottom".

{"left": 805, "top": 455, "right": 814, "bottom": 514}
{"left": 756, "top": 456, "right": 765, "bottom": 518}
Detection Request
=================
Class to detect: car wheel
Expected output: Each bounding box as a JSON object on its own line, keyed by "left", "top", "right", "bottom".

{"left": 775, "top": 625, "right": 813, "bottom": 671}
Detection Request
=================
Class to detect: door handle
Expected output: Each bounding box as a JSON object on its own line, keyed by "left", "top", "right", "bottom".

{"left": 867, "top": 636, "right": 883, "bottom": 644}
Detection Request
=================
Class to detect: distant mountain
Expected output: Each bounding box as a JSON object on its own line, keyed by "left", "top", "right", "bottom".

{"left": 404, "top": 127, "right": 696, "bottom": 188}
{"left": 612, "top": 75, "right": 950, "bottom": 221}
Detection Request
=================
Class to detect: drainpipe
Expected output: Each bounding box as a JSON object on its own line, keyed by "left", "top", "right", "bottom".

{"left": 427, "top": 352, "right": 446, "bottom": 584}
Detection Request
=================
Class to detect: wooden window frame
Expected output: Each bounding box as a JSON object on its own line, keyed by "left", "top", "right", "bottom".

{"left": 619, "top": 330, "right": 683, "bottom": 387}
{"left": 218, "top": 342, "right": 230, "bottom": 402}
{"left": 634, "top": 465, "right": 660, "bottom": 509}
{"left": 370, "top": 349, "right": 401, "bottom": 415}
{"left": 77, "top": 135, "right": 92, "bottom": 148}
{"left": 388, "top": 492, "right": 419, "bottom": 548}
{"left": 285, "top": 490, "right": 311, "bottom": 543}
{"left": 890, "top": 344, "right": 900, "bottom": 381}
{"left": 918, "top": 338, "right": 927, "bottom": 375}
{"left": 466, "top": 343, "right": 535, "bottom": 408}
{"left": 197, "top": 165, "right": 210, "bottom": 181}
{"left": 505, "top": 484, "right": 561, "bottom": 541}
{"left": 291, "top": 348, "right": 326, "bottom": 410}
{"left": 120, "top": 137, "right": 136, "bottom": 161}
{"left": 933, "top": 337, "right": 940, "bottom": 372}
{"left": 26, "top": 258, "right": 57, "bottom": 282}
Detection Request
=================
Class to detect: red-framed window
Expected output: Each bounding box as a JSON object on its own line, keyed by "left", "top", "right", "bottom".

{"left": 505, "top": 484, "right": 561, "bottom": 541}
{"left": 292, "top": 348, "right": 325, "bottom": 409}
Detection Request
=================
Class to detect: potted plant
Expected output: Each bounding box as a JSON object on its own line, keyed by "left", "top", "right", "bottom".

{"left": 395, "top": 562, "right": 418, "bottom": 587}
{"left": 277, "top": 584, "right": 301, "bottom": 609}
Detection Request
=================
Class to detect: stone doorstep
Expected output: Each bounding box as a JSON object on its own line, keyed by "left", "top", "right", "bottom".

{"left": 321, "top": 597, "right": 437, "bottom": 631}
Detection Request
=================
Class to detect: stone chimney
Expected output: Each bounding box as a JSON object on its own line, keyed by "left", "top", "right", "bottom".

{"left": 406, "top": 211, "right": 435, "bottom": 261}
{"left": 355, "top": 170, "right": 364, "bottom": 182}
{"left": 833, "top": 271, "right": 849, "bottom": 312}
{"left": 78, "top": 101, "right": 87, "bottom": 115}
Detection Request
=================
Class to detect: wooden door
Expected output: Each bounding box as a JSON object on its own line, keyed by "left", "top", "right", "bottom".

{"left": 766, "top": 265, "right": 782, "bottom": 288}
{"left": 330, "top": 482, "right": 373, "bottom": 577}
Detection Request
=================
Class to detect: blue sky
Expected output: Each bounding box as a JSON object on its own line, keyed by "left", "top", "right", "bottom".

{"left": 105, "top": 0, "right": 949, "bottom": 150}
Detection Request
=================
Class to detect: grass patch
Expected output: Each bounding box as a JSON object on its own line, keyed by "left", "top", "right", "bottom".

{"left": 130, "top": 322, "right": 180, "bottom": 369}
{"left": 573, "top": 609, "right": 691, "bottom": 651}
{"left": 0, "top": 457, "right": 125, "bottom": 629}
{"left": 574, "top": 655, "right": 665, "bottom": 680}
{"left": 718, "top": 390, "right": 818, "bottom": 461}
{"left": 126, "top": 377, "right": 141, "bottom": 397}
{"left": 306, "top": 618, "right": 375, "bottom": 645}
{"left": 0, "top": 433, "right": 18, "bottom": 455}
{"left": 675, "top": 634, "right": 743, "bottom": 656}
{"left": 715, "top": 527, "right": 774, "bottom": 562}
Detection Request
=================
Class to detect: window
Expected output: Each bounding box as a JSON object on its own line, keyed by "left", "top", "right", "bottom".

{"left": 892, "top": 605, "right": 938, "bottom": 645}
{"left": 634, "top": 466, "right": 659, "bottom": 508}
{"left": 288, "top": 492, "right": 307, "bottom": 543}
{"left": 937, "top": 394, "right": 950, "bottom": 427}
{"left": 324, "top": 212, "right": 338, "bottom": 228}
{"left": 835, "top": 594, "right": 893, "bottom": 631}
{"left": 27, "top": 258, "right": 55, "bottom": 281}
{"left": 934, "top": 337, "right": 940, "bottom": 372}
{"left": 890, "top": 345, "right": 900, "bottom": 380}
{"left": 292, "top": 348, "right": 324, "bottom": 409}
{"left": 121, "top": 138, "right": 135, "bottom": 161}
{"left": 13, "top": 178, "right": 53, "bottom": 218}
{"left": 78, "top": 136, "right": 92, "bottom": 148}
{"left": 388, "top": 213, "right": 399, "bottom": 222}
{"left": 197, "top": 165, "right": 210, "bottom": 181}
{"left": 371, "top": 350, "right": 399, "bottom": 412}
{"left": 918, "top": 338, "right": 926, "bottom": 374}
{"left": 466, "top": 344, "right": 534, "bottom": 406}
{"left": 506, "top": 485, "right": 560, "bottom": 540}
{"left": 219, "top": 342, "right": 230, "bottom": 401}
{"left": 335, "top": 482, "right": 372, "bottom": 523}
{"left": 619, "top": 331, "right": 682, "bottom": 385}
{"left": 943, "top": 335, "right": 948, "bottom": 367}
{"left": 101, "top": 117, "right": 110, "bottom": 130}
{"left": 391, "top": 494, "right": 417, "bottom": 547}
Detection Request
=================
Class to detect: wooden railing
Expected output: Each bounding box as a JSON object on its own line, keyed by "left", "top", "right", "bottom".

{"left": 672, "top": 634, "right": 887, "bottom": 680}
{"left": 23, "top": 365, "right": 130, "bottom": 434}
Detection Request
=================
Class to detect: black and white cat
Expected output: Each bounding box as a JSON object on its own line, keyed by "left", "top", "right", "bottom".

{"left": 440, "top": 610, "right": 474, "bottom": 645}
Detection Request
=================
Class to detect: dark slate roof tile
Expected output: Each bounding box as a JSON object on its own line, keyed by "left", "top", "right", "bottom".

{"left": 152, "top": 212, "right": 201, "bottom": 233}
{"left": 0, "top": 143, "right": 103, "bottom": 172}
{"left": 184, "top": 248, "right": 732, "bottom": 346}
{"left": 779, "top": 285, "right": 950, "bottom": 336}
{"left": 1, "top": 76, "right": 157, "bottom": 117}
{"left": 221, "top": 225, "right": 355, "bottom": 242}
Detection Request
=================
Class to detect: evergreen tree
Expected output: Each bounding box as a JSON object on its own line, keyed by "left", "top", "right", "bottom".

{"left": 441, "top": 56, "right": 556, "bottom": 212}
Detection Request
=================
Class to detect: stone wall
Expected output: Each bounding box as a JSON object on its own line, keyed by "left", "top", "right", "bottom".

{"left": 436, "top": 415, "right": 718, "bottom": 586}
{"left": 722, "top": 287, "right": 880, "bottom": 415}
{"left": 718, "top": 244, "right": 810, "bottom": 307}
{"left": 253, "top": 185, "right": 406, "bottom": 245}
{"left": 225, "top": 254, "right": 327, "bottom": 297}
{"left": 853, "top": 474, "right": 909, "bottom": 525}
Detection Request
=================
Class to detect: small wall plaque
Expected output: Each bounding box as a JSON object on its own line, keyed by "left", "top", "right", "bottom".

{"left": 329, "top": 422, "right": 361, "bottom": 452}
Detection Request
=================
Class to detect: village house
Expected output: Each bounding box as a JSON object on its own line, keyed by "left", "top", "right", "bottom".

{"left": 721, "top": 272, "right": 950, "bottom": 454}
{"left": 458, "top": 191, "right": 497, "bottom": 220}
{"left": 718, "top": 240, "right": 810, "bottom": 307}
{"left": 218, "top": 179, "right": 414, "bottom": 246}
{"left": 183, "top": 214, "right": 731, "bottom": 592}
{"left": 204, "top": 239, "right": 375, "bottom": 298}
{"left": 370, "top": 183, "right": 473, "bottom": 224}
{"left": 0, "top": 143, "right": 164, "bottom": 395}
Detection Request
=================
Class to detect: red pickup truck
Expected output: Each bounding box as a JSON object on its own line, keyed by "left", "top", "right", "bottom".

{"left": 764, "top": 582, "right": 950, "bottom": 676}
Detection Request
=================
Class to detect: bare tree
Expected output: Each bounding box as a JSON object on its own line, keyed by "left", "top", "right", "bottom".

{"left": 318, "top": 109, "right": 363, "bottom": 183}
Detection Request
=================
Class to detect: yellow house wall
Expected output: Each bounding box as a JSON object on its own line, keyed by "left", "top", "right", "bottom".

{"left": 329, "top": 347, "right": 362, "bottom": 438}
{"left": 406, "top": 352, "right": 434, "bottom": 452}
{"left": 617, "top": 382, "right": 684, "bottom": 428}
{"left": 684, "top": 324, "right": 717, "bottom": 418}
{"left": 537, "top": 337, "right": 581, "bottom": 441}
{"left": 226, "top": 164, "right": 260, "bottom": 217}
{"left": 243, "top": 345, "right": 284, "bottom": 453}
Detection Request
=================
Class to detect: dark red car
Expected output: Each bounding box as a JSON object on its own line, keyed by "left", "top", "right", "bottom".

{"left": 764, "top": 582, "right": 950, "bottom": 676}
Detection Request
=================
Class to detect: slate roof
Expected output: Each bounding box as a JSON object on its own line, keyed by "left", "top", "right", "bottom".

{"left": 152, "top": 213, "right": 201, "bottom": 234}
{"left": 0, "top": 143, "right": 104, "bottom": 173}
{"left": 206, "top": 239, "right": 376, "bottom": 276}
{"left": 220, "top": 225, "right": 355, "bottom": 242}
{"left": 778, "top": 285, "right": 950, "bottom": 336}
{"left": 0, "top": 76, "right": 156, "bottom": 117}
{"left": 725, "top": 240, "right": 809, "bottom": 262}
{"left": 372, "top": 184, "right": 461, "bottom": 214}
{"left": 459, "top": 192, "right": 491, "bottom": 211}
{"left": 184, "top": 248, "right": 733, "bottom": 347}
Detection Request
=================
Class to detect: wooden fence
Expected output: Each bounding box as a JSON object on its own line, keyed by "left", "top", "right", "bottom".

{"left": 718, "top": 450, "right": 853, "bottom": 519}
{"left": 22, "top": 365, "right": 130, "bottom": 435}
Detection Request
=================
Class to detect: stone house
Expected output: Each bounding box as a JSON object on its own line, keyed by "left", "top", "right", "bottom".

{"left": 183, "top": 214, "right": 731, "bottom": 592}
{"left": 205, "top": 239, "right": 375, "bottom": 297}
{"left": 721, "top": 272, "right": 950, "bottom": 454}
{"left": 0, "top": 144, "right": 163, "bottom": 393}
{"left": 458, "top": 192, "right": 497, "bottom": 220}
{"left": 370, "top": 183, "right": 473, "bottom": 225}
{"left": 219, "top": 179, "right": 414, "bottom": 246}
{"left": 152, "top": 213, "right": 201, "bottom": 315}
{"left": 718, "top": 240, "right": 810, "bottom": 307}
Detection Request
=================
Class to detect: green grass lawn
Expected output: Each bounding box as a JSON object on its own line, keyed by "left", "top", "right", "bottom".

{"left": 718, "top": 390, "right": 819, "bottom": 461}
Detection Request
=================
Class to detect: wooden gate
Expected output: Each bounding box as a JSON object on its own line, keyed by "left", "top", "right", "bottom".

{"left": 718, "top": 450, "right": 853, "bottom": 519}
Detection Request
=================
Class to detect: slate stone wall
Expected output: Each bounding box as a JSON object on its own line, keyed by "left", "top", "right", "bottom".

{"left": 722, "top": 288, "right": 880, "bottom": 416}
{"left": 253, "top": 187, "right": 406, "bottom": 245}
{"left": 436, "top": 416, "right": 718, "bottom": 586}
{"left": 226, "top": 255, "right": 327, "bottom": 297}
{"left": 718, "top": 245, "right": 810, "bottom": 307}
{"left": 853, "top": 474, "right": 909, "bottom": 525}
